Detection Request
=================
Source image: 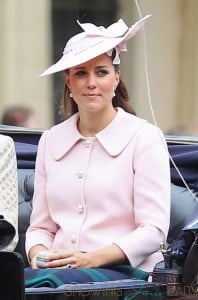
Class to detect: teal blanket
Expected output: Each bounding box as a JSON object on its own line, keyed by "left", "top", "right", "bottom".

{"left": 25, "top": 265, "right": 149, "bottom": 288}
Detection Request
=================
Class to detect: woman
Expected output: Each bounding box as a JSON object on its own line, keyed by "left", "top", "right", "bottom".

{"left": 26, "top": 15, "right": 170, "bottom": 274}
{"left": 0, "top": 134, "right": 18, "bottom": 251}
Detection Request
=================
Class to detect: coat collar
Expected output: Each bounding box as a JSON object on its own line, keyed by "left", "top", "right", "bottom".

{"left": 49, "top": 108, "right": 147, "bottom": 160}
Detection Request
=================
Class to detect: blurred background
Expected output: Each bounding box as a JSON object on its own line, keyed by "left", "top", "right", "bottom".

{"left": 0, "top": 0, "right": 198, "bottom": 135}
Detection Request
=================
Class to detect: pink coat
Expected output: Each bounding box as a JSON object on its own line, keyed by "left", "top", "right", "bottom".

{"left": 26, "top": 108, "right": 170, "bottom": 272}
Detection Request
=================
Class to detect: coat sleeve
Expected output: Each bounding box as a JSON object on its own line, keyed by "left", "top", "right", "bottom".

{"left": 114, "top": 124, "right": 171, "bottom": 268}
{"left": 25, "top": 131, "right": 58, "bottom": 255}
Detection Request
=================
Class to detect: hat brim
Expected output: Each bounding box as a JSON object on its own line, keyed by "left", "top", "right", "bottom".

{"left": 40, "top": 15, "right": 151, "bottom": 76}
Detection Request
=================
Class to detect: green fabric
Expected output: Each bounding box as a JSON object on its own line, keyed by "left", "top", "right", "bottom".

{"left": 25, "top": 265, "right": 149, "bottom": 288}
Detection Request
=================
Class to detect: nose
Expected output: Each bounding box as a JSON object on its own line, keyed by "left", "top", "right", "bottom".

{"left": 87, "top": 73, "right": 97, "bottom": 89}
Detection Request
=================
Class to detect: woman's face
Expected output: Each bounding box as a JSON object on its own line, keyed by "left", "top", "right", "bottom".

{"left": 65, "top": 54, "right": 120, "bottom": 113}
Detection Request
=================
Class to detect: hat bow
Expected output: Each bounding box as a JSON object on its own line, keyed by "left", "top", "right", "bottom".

{"left": 77, "top": 19, "right": 129, "bottom": 39}
{"left": 67, "top": 19, "right": 129, "bottom": 63}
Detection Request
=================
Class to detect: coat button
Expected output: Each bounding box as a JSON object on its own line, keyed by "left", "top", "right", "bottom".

{"left": 77, "top": 171, "right": 84, "bottom": 179}
{"left": 83, "top": 138, "right": 92, "bottom": 148}
{"left": 71, "top": 235, "right": 77, "bottom": 243}
{"left": 76, "top": 204, "right": 84, "bottom": 214}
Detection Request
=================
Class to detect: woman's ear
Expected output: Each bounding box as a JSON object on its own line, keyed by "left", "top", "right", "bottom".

{"left": 64, "top": 72, "right": 71, "bottom": 89}
{"left": 115, "top": 71, "right": 120, "bottom": 88}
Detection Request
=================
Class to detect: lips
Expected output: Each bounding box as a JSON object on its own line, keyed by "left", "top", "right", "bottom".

{"left": 83, "top": 94, "right": 100, "bottom": 97}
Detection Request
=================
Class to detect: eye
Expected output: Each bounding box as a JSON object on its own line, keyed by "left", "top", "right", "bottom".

{"left": 97, "top": 69, "right": 109, "bottom": 77}
{"left": 75, "top": 70, "right": 87, "bottom": 77}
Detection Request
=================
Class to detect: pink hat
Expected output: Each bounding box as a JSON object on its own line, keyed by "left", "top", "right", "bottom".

{"left": 40, "top": 15, "right": 151, "bottom": 76}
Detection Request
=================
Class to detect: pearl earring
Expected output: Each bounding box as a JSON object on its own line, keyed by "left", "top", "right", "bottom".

{"left": 70, "top": 93, "right": 73, "bottom": 98}
{"left": 113, "top": 91, "right": 116, "bottom": 97}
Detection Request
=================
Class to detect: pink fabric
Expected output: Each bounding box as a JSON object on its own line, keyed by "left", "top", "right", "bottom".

{"left": 26, "top": 108, "right": 170, "bottom": 272}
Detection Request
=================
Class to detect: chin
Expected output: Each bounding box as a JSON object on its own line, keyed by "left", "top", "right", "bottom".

{"left": 84, "top": 105, "right": 102, "bottom": 112}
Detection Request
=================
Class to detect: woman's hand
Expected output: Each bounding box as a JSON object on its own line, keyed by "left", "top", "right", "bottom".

{"left": 29, "top": 245, "right": 52, "bottom": 269}
{"left": 43, "top": 244, "right": 127, "bottom": 269}
{"left": 31, "top": 250, "right": 53, "bottom": 269}
{"left": 45, "top": 249, "right": 94, "bottom": 269}
{"left": 30, "top": 244, "right": 126, "bottom": 269}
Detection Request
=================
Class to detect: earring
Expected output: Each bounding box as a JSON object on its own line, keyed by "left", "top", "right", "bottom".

{"left": 70, "top": 93, "right": 73, "bottom": 98}
{"left": 113, "top": 91, "right": 116, "bottom": 97}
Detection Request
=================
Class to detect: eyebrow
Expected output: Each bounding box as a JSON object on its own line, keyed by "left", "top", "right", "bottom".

{"left": 73, "top": 65, "right": 109, "bottom": 70}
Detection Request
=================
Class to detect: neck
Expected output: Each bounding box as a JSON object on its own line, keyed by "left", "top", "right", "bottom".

{"left": 78, "top": 108, "right": 117, "bottom": 137}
